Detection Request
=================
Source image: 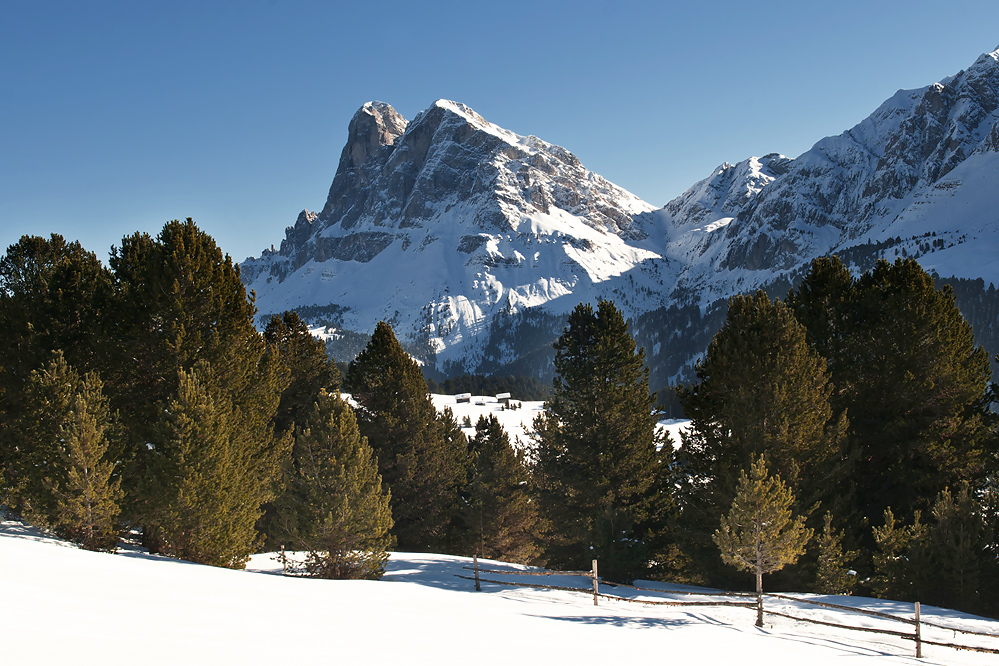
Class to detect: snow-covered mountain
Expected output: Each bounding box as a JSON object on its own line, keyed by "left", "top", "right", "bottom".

{"left": 242, "top": 47, "right": 999, "bottom": 382}
{"left": 241, "top": 99, "right": 674, "bottom": 372}
{"left": 664, "top": 46, "right": 999, "bottom": 302}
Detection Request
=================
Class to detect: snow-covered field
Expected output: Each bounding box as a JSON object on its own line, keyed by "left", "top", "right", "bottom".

{"left": 431, "top": 393, "right": 545, "bottom": 446}
{"left": 429, "top": 393, "right": 690, "bottom": 449}
{"left": 3, "top": 519, "right": 997, "bottom": 665}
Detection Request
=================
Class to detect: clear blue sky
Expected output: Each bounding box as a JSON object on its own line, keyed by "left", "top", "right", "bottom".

{"left": 3, "top": 1, "right": 998, "bottom": 263}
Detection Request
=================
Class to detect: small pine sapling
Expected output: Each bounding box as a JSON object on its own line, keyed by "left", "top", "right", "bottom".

{"left": 713, "top": 456, "right": 812, "bottom": 626}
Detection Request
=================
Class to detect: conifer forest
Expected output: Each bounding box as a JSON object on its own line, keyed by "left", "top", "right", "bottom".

{"left": 2, "top": 220, "right": 997, "bottom": 618}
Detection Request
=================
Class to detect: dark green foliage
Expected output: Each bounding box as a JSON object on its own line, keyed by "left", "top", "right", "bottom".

{"left": 264, "top": 311, "right": 340, "bottom": 436}
{"left": 107, "top": 219, "right": 265, "bottom": 435}
{"left": 464, "top": 415, "right": 540, "bottom": 564}
{"left": 871, "top": 508, "right": 932, "bottom": 602}
{"left": 0, "top": 234, "right": 114, "bottom": 379}
{"left": 257, "top": 311, "right": 340, "bottom": 548}
{"left": 277, "top": 391, "right": 393, "bottom": 579}
{"left": 677, "top": 290, "right": 846, "bottom": 585}
{"left": 1, "top": 222, "right": 306, "bottom": 567}
{"left": 713, "top": 457, "right": 812, "bottom": 626}
{"left": 814, "top": 512, "right": 858, "bottom": 595}
{"left": 870, "top": 485, "right": 995, "bottom": 614}
{"left": 934, "top": 277, "right": 999, "bottom": 382}
{"left": 788, "top": 257, "right": 995, "bottom": 535}
{"left": 108, "top": 220, "right": 291, "bottom": 544}
{"left": 532, "top": 300, "right": 668, "bottom": 582}
{"left": 347, "top": 321, "right": 467, "bottom": 552}
{"left": 0, "top": 235, "right": 114, "bottom": 498}
{"left": 148, "top": 364, "right": 291, "bottom": 568}
{"left": 17, "top": 352, "right": 121, "bottom": 551}
{"left": 925, "top": 483, "right": 993, "bottom": 613}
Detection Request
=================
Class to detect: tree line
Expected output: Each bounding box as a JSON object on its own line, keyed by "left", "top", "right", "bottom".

{"left": 0, "top": 221, "right": 543, "bottom": 577}
{"left": 2, "top": 223, "right": 997, "bottom": 618}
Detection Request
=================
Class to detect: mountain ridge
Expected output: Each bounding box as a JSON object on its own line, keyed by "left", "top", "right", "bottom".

{"left": 241, "top": 48, "right": 999, "bottom": 386}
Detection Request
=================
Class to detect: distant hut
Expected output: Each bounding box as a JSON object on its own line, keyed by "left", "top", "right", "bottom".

{"left": 456, "top": 393, "right": 472, "bottom": 404}
{"left": 496, "top": 392, "right": 511, "bottom": 406}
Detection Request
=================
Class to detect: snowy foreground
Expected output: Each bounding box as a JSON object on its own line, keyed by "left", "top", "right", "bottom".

{"left": 3, "top": 520, "right": 997, "bottom": 665}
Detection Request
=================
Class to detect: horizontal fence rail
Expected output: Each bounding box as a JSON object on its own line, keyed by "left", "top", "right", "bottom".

{"left": 460, "top": 556, "right": 999, "bottom": 658}
{"left": 768, "top": 592, "right": 917, "bottom": 625}
{"left": 763, "top": 609, "right": 916, "bottom": 641}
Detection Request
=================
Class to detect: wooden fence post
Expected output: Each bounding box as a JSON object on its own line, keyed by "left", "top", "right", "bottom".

{"left": 474, "top": 554, "right": 481, "bottom": 592}
{"left": 592, "top": 559, "right": 599, "bottom": 606}
{"left": 280, "top": 545, "right": 287, "bottom": 574}
{"left": 915, "top": 601, "right": 922, "bottom": 658}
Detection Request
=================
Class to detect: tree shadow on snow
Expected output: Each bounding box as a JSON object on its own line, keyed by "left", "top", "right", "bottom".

{"left": 534, "top": 611, "right": 911, "bottom": 659}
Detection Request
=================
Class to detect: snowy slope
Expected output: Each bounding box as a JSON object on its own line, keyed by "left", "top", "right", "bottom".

{"left": 3, "top": 519, "right": 997, "bottom": 665}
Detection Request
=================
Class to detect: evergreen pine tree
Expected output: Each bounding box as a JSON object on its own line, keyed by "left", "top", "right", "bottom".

{"left": 532, "top": 299, "right": 668, "bottom": 582}
{"left": 257, "top": 311, "right": 341, "bottom": 549}
{"left": 789, "top": 257, "right": 995, "bottom": 538}
{"left": 814, "top": 512, "right": 858, "bottom": 595}
{"left": 347, "top": 321, "right": 467, "bottom": 552}
{"left": 279, "top": 391, "right": 393, "bottom": 579}
{"left": 713, "top": 457, "right": 812, "bottom": 626}
{"left": 678, "top": 291, "right": 846, "bottom": 585}
{"left": 870, "top": 486, "right": 994, "bottom": 614}
{"left": 54, "top": 391, "right": 124, "bottom": 552}
{"left": 149, "top": 363, "right": 291, "bottom": 568}
{"left": 108, "top": 219, "right": 290, "bottom": 546}
{"left": 871, "top": 508, "right": 931, "bottom": 601}
{"left": 17, "top": 352, "right": 121, "bottom": 550}
{"left": 465, "top": 415, "right": 540, "bottom": 564}
{"left": 0, "top": 235, "right": 114, "bottom": 503}
{"left": 263, "top": 311, "right": 340, "bottom": 436}
{"left": 925, "top": 483, "right": 991, "bottom": 613}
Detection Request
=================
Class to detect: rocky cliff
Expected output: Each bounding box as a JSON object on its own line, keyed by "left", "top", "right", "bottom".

{"left": 242, "top": 47, "right": 999, "bottom": 384}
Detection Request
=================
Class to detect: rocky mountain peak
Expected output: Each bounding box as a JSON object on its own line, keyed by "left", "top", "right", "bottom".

{"left": 345, "top": 101, "right": 408, "bottom": 169}
{"left": 242, "top": 48, "right": 999, "bottom": 383}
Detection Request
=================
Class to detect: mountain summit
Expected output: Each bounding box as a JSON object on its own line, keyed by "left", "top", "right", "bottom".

{"left": 242, "top": 48, "right": 999, "bottom": 384}
{"left": 241, "top": 99, "right": 671, "bottom": 371}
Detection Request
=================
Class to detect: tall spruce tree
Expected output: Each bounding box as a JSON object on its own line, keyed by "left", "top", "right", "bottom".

{"left": 108, "top": 219, "right": 290, "bottom": 547}
{"left": 532, "top": 299, "right": 668, "bottom": 582}
{"left": 257, "top": 311, "right": 341, "bottom": 549}
{"left": 264, "top": 311, "right": 340, "bottom": 436}
{"left": 346, "top": 322, "right": 467, "bottom": 552}
{"left": 277, "top": 391, "right": 393, "bottom": 579}
{"left": 465, "top": 415, "right": 540, "bottom": 564}
{"left": 16, "top": 352, "right": 122, "bottom": 550}
{"left": 677, "top": 291, "right": 846, "bottom": 585}
{"left": 149, "top": 363, "right": 290, "bottom": 568}
{"left": 107, "top": 219, "right": 265, "bottom": 421}
{"left": 0, "top": 235, "right": 114, "bottom": 502}
{"left": 713, "top": 457, "right": 812, "bottom": 626}
{"left": 788, "top": 257, "right": 995, "bottom": 538}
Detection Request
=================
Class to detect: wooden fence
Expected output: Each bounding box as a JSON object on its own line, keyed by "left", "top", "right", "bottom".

{"left": 457, "top": 557, "right": 999, "bottom": 658}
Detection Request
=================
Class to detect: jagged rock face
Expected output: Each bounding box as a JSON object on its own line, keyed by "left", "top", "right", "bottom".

{"left": 242, "top": 48, "right": 999, "bottom": 378}
{"left": 241, "top": 99, "right": 664, "bottom": 366}
{"left": 700, "top": 48, "right": 999, "bottom": 277}
{"left": 664, "top": 154, "right": 793, "bottom": 228}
